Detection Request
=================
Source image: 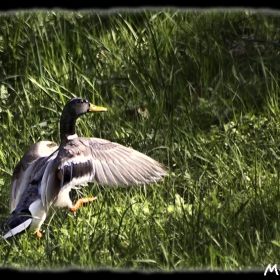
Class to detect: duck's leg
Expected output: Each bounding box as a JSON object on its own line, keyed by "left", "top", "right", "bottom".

{"left": 70, "top": 197, "right": 97, "bottom": 212}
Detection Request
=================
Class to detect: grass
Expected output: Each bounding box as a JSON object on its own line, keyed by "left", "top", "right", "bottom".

{"left": 0, "top": 8, "right": 280, "bottom": 272}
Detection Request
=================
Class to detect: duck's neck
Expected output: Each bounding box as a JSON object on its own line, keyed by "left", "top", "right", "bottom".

{"left": 60, "top": 113, "right": 77, "bottom": 145}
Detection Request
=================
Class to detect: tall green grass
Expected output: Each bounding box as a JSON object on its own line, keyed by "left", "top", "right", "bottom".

{"left": 0, "top": 8, "right": 280, "bottom": 271}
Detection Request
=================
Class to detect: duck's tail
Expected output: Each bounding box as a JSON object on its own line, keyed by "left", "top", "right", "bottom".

{"left": 0, "top": 210, "right": 32, "bottom": 239}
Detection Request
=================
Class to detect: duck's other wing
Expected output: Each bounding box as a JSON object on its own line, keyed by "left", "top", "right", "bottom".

{"left": 10, "top": 144, "right": 58, "bottom": 212}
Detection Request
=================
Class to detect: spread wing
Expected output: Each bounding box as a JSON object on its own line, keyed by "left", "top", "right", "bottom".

{"left": 40, "top": 137, "right": 168, "bottom": 208}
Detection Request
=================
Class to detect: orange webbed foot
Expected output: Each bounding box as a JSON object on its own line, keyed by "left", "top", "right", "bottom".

{"left": 70, "top": 197, "right": 98, "bottom": 212}
{"left": 36, "top": 230, "right": 42, "bottom": 238}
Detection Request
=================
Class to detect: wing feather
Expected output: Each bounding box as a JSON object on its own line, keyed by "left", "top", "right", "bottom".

{"left": 40, "top": 158, "right": 60, "bottom": 208}
{"left": 53, "top": 137, "right": 167, "bottom": 193}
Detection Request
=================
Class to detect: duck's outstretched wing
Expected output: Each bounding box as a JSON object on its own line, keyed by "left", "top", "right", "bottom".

{"left": 9, "top": 141, "right": 58, "bottom": 212}
{"left": 40, "top": 137, "right": 168, "bottom": 208}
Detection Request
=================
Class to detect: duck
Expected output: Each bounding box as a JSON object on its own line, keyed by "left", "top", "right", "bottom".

{"left": 1, "top": 97, "right": 168, "bottom": 239}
